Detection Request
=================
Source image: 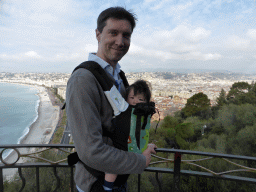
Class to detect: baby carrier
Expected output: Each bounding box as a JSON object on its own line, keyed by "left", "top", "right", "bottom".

{"left": 66, "top": 61, "right": 156, "bottom": 188}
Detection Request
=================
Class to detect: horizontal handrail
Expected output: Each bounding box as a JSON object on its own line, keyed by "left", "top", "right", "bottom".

{"left": 1, "top": 145, "right": 256, "bottom": 192}
{"left": 0, "top": 144, "right": 75, "bottom": 148}
{"left": 155, "top": 148, "right": 256, "bottom": 161}
{"left": 2, "top": 145, "right": 256, "bottom": 161}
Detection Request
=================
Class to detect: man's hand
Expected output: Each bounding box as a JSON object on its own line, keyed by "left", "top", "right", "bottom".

{"left": 142, "top": 143, "right": 157, "bottom": 167}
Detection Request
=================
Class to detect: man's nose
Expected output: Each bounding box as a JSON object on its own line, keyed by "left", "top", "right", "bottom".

{"left": 115, "top": 35, "right": 124, "bottom": 47}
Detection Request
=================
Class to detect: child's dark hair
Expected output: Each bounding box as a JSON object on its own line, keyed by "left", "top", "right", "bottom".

{"left": 126, "top": 80, "right": 151, "bottom": 103}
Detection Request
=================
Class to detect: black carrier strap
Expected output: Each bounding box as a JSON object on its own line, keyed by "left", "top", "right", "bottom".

{"left": 73, "top": 61, "right": 113, "bottom": 91}
{"left": 119, "top": 70, "right": 129, "bottom": 88}
{"left": 67, "top": 61, "right": 130, "bottom": 186}
{"left": 61, "top": 61, "right": 129, "bottom": 110}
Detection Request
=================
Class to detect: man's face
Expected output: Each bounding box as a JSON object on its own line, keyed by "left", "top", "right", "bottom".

{"left": 96, "top": 18, "right": 132, "bottom": 67}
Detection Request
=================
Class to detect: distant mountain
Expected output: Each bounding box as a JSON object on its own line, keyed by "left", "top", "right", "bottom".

{"left": 126, "top": 68, "right": 233, "bottom": 74}
{"left": 125, "top": 68, "right": 256, "bottom": 80}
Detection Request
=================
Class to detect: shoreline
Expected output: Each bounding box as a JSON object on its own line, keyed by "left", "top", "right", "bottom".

{"left": 1, "top": 83, "right": 60, "bottom": 180}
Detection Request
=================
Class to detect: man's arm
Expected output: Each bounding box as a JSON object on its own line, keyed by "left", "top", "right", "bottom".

{"left": 66, "top": 69, "right": 147, "bottom": 174}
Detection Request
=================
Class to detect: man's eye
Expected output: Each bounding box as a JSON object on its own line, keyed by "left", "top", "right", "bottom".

{"left": 124, "top": 35, "right": 130, "bottom": 39}
{"left": 111, "top": 31, "right": 117, "bottom": 36}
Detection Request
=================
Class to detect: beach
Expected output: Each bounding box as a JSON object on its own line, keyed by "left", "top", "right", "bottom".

{"left": 1, "top": 85, "right": 60, "bottom": 180}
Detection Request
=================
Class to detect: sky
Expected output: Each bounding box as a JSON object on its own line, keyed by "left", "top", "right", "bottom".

{"left": 0, "top": 0, "right": 256, "bottom": 74}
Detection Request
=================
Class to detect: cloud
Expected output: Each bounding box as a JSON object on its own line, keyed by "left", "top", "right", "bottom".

{"left": 188, "top": 27, "right": 211, "bottom": 42}
{"left": 0, "top": 51, "right": 41, "bottom": 60}
{"left": 1, "top": 0, "right": 255, "bottom": 73}
{"left": 225, "top": 35, "right": 250, "bottom": 50}
{"left": 143, "top": 0, "right": 157, "bottom": 4}
{"left": 135, "top": 25, "right": 211, "bottom": 53}
{"left": 129, "top": 43, "right": 221, "bottom": 61}
{"left": 24, "top": 51, "right": 41, "bottom": 58}
{"left": 247, "top": 29, "right": 256, "bottom": 40}
{"left": 182, "top": 52, "right": 222, "bottom": 61}
{"left": 129, "top": 24, "right": 222, "bottom": 62}
{"left": 167, "top": 2, "right": 193, "bottom": 19}
{"left": 54, "top": 44, "right": 97, "bottom": 61}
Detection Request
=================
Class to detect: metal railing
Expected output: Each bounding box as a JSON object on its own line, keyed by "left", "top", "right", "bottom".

{"left": 0, "top": 144, "right": 75, "bottom": 192}
{"left": 1, "top": 144, "right": 256, "bottom": 192}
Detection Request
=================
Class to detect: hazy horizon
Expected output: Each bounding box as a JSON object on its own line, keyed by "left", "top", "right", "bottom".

{"left": 1, "top": 0, "right": 256, "bottom": 74}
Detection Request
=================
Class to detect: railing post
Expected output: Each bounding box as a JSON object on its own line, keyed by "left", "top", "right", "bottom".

{"left": 138, "top": 174, "right": 141, "bottom": 192}
{"left": 173, "top": 152, "right": 181, "bottom": 192}
{"left": 70, "top": 167, "right": 74, "bottom": 192}
{"left": 156, "top": 172, "right": 162, "bottom": 192}
{"left": 0, "top": 168, "right": 3, "bottom": 192}
{"left": 36, "top": 167, "right": 40, "bottom": 192}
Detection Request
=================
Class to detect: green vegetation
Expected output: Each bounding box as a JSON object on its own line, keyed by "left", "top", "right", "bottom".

{"left": 3, "top": 150, "right": 74, "bottom": 192}
{"left": 4, "top": 81, "right": 256, "bottom": 191}
{"left": 50, "top": 87, "right": 65, "bottom": 104}
{"left": 48, "top": 87, "right": 67, "bottom": 144}
{"left": 52, "top": 109, "right": 67, "bottom": 144}
{"left": 182, "top": 92, "right": 211, "bottom": 119}
{"left": 131, "top": 81, "right": 256, "bottom": 192}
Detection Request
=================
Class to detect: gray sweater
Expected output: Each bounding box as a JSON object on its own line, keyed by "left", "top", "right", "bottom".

{"left": 66, "top": 68, "right": 146, "bottom": 191}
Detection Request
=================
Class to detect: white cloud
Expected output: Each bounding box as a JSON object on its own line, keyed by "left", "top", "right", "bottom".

{"left": 130, "top": 24, "right": 221, "bottom": 62}
{"left": 150, "top": 0, "right": 172, "bottom": 10}
{"left": 182, "top": 52, "right": 222, "bottom": 61}
{"left": 143, "top": 0, "right": 157, "bottom": 4}
{"left": 225, "top": 35, "right": 250, "bottom": 50}
{"left": 188, "top": 27, "right": 211, "bottom": 42}
{"left": 83, "top": 44, "right": 98, "bottom": 53}
{"left": 1, "top": 0, "right": 255, "bottom": 73}
{"left": 168, "top": 2, "right": 193, "bottom": 19}
{"left": 53, "top": 44, "right": 97, "bottom": 62}
{"left": 0, "top": 51, "right": 41, "bottom": 60}
{"left": 129, "top": 43, "right": 221, "bottom": 61}
{"left": 54, "top": 52, "right": 84, "bottom": 61}
{"left": 247, "top": 29, "right": 256, "bottom": 40}
{"left": 135, "top": 25, "right": 211, "bottom": 53}
{"left": 25, "top": 51, "right": 41, "bottom": 58}
{"left": 129, "top": 43, "right": 144, "bottom": 53}
{"left": 0, "top": 54, "right": 8, "bottom": 59}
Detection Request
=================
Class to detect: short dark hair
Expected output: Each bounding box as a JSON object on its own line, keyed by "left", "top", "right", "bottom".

{"left": 126, "top": 80, "right": 152, "bottom": 103}
{"left": 97, "top": 6, "right": 137, "bottom": 33}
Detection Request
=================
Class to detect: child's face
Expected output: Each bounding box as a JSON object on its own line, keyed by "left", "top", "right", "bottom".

{"left": 127, "top": 88, "right": 146, "bottom": 105}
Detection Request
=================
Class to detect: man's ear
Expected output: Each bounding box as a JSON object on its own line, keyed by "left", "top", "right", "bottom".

{"left": 96, "top": 29, "right": 101, "bottom": 43}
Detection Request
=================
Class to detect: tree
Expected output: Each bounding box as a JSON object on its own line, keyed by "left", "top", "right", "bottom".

{"left": 227, "top": 82, "right": 252, "bottom": 105}
{"left": 216, "top": 88, "right": 227, "bottom": 107}
{"left": 161, "top": 115, "right": 179, "bottom": 131}
{"left": 182, "top": 92, "right": 211, "bottom": 119}
{"left": 215, "top": 103, "right": 256, "bottom": 135}
{"left": 234, "top": 125, "right": 256, "bottom": 156}
{"left": 175, "top": 123, "right": 194, "bottom": 149}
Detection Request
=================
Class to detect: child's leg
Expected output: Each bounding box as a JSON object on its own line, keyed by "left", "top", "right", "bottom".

{"left": 103, "top": 173, "right": 117, "bottom": 191}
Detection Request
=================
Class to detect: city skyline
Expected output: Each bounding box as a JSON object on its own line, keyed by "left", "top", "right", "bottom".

{"left": 1, "top": 0, "right": 256, "bottom": 73}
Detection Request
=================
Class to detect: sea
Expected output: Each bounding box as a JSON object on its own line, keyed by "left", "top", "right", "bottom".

{"left": 0, "top": 82, "right": 39, "bottom": 159}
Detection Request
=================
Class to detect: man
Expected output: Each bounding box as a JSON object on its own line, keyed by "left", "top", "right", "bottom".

{"left": 66, "top": 7, "right": 156, "bottom": 192}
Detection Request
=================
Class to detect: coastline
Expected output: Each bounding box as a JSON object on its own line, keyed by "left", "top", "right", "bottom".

{"left": 1, "top": 83, "right": 60, "bottom": 180}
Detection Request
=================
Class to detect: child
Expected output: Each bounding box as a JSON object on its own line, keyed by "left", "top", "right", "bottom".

{"left": 103, "top": 80, "right": 156, "bottom": 192}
